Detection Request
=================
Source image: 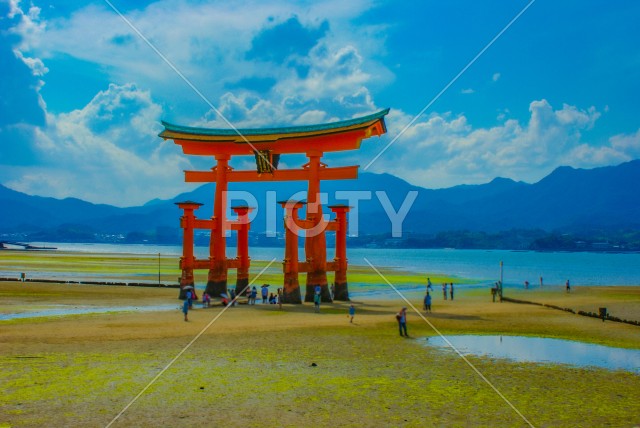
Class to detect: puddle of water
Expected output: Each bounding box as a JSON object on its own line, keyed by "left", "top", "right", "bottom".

{"left": 425, "top": 335, "right": 640, "bottom": 373}
{"left": 0, "top": 304, "right": 177, "bottom": 321}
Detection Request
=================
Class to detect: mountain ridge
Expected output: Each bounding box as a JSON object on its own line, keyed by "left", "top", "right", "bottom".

{"left": 1, "top": 160, "right": 639, "bottom": 243}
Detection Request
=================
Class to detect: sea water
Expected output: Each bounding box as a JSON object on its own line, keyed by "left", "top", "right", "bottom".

{"left": 19, "top": 243, "right": 640, "bottom": 287}
{"left": 425, "top": 335, "right": 640, "bottom": 373}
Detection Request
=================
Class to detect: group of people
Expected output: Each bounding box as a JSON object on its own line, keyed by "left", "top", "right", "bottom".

{"left": 521, "top": 277, "right": 571, "bottom": 293}
{"left": 424, "top": 277, "right": 455, "bottom": 313}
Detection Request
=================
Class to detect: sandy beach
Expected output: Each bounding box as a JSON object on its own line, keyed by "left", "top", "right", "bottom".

{"left": 1, "top": 270, "right": 639, "bottom": 428}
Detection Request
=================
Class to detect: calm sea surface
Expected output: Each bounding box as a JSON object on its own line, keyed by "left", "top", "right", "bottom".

{"left": 23, "top": 243, "right": 640, "bottom": 287}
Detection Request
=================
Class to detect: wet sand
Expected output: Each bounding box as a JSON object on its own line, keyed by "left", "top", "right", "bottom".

{"left": 1, "top": 280, "right": 639, "bottom": 427}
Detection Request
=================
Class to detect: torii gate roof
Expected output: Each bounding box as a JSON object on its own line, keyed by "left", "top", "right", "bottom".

{"left": 159, "top": 108, "right": 389, "bottom": 155}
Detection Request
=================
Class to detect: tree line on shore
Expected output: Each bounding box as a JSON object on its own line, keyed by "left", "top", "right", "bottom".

{"left": 3, "top": 226, "right": 640, "bottom": 252}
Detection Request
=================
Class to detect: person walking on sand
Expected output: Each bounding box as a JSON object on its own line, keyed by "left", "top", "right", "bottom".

{"left": 450, "top": 283, "right": 454, "bottom": 301}
{"left": 427, "top": 277, "right": 433, "bottom": 291}
{"left": 348, "top": 304, "right": 355, "bottom": 323}
{"left": 182, "top": 299, "right": 189, "bottom": 322}
{"left": 396, "top": 307, "right": 408, "bottom": 336}
{"left": 566, "top": 279, "right": 571, "bottom": 293}
{"left": 424, "top": 292, "right": 432, "bottom": 313}
{"left": 186, "top": 290, "right": 193, "bottom": 309}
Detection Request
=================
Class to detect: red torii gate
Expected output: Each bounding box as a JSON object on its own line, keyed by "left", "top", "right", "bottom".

{"left": 160, "top": 108, "right": 389, "bottom": 303}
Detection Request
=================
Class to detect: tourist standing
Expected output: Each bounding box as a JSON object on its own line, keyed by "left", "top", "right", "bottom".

{"left": 424, "top": 292, "right": 432, "bottom": 313}
{"left": 182, "top": 299, "right": 189, "bottom": 322}
{"left": 314, "top": 292, "right": 321, "bottom": 313}
{"left": 250, "top": 286, "right": 257, "bottom": 305}
{"left": 442, "top": 283, "right": 448, "bottom": 300}
{"left": 202, "top": 292, "right": 210, "bottom": 308}
{"left": 397, "top": 307, "right": 408, "bottom": 336}
{"left": 450, "top": 283, "right": 454, "bottom": 301}
{"left": 566, "top": 279, "right": 571, "bottom": 293}
{"left": 540, "top": 276, "right": 543, "bottom": 288}
{"left": 261, "top": 284, "right": 269, "bottom": 303}
{"left": 348, "top": 304, "right": 355, "bottom": 323}
{"left": 186, "top": 290, "right": 193, "bottom": 309}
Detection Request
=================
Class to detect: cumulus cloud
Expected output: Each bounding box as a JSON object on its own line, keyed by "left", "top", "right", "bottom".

{"left": 24, "top": 1, "right": 388, "bottom": 123}
{"left": 366, "top": 100, "right": 636, "bottom": 189}
{"left": 2, "top": 0, "right": 388, "bottom": 204}
{"left": 4, "top": 0, "right": 637, "bottom": 209}
{"left": 5, "top": 83, "right": 192, "bottom": 206}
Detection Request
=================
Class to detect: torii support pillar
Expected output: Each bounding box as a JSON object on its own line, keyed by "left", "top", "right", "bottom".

{"left": 280, "top": 200, "right": 305, "bottom": 304}
{"left": 304, "top": 151, "right": 331, "bottom": 303}
{"left": 176, "top": 201, "right": 202, "bottom": 299}
{"left": 206, "top": 155, "right": 230, "bottom": 298}
{"left": 232, "top": 205, "right": 253, "bottom": 297}
{"left": 330, "top": 204, "right": 351, "bottom": 301}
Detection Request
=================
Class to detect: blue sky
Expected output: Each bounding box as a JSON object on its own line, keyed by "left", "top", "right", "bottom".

{"left": 1, "top": 0, "right": 639, "bottom": 206}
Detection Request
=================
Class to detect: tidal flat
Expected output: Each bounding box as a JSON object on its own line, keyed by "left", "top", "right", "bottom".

{"left": 0, "top": 250, "right": 639, "bottom": 427}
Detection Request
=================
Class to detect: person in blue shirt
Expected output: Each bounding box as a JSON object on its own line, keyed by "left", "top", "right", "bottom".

{"left": 314, "top": 293, "right": 321, "bottom": 313}
{"left": 186, "top": 290, "right": 193, "bottom": 308}
{"left": 261, "top": 285, "right": 269, "bottom": 303}
{"left": 424, "top": 292, "right": 432, "bottom": 313}
{"left": 182, "top": 299, "right": 189, "bottom": 322}
{"left": 348, "top": 304, "right": 355, "bottom": 323}
{"left": 397, "top": 307, "right": 408, "bottom": 336}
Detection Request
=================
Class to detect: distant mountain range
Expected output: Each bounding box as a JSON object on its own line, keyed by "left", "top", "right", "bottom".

{"left": 2, "top": 160, "right": 640, "bottom": 248}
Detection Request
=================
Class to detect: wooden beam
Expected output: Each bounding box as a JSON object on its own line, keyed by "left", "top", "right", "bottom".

{"left": 185, "top": 165, "right": 358, "bottom": 183}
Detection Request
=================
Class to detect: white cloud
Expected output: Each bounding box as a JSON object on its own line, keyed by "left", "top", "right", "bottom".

{"left": 3, "top": 0, "right": 392, "bottom": 205}
{"left": 460, "top": 88, "right": 475, "bottom": 94}
{"left": 6, "top": 83, "right": 192, "bottom": 206}
{"left": 23, "top": 0, "right": 389, "bottom": 123}
{"left": 365, "top": 100, "right": 636, "bottom": 189}
{"left": 5, "top": 0, "right": 637, "bottom": 208}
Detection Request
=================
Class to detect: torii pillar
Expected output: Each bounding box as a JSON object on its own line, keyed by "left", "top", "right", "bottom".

{"left": 330, "top": 204, "right": 351, "bottom": 301}
{"left": 206, "top": 154, "right": 230, "bottom": 297}
{"left": 304, "top": 151, "right": 332, "bottom": 303}
{"left": 232, "top": 205, "right": 253, "bottom": 296}
{"left": 176, "top": 201, "right": 202, "bottom": 299}
{"left": 280, "top": 200, "right": 305, "bottom": 304}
